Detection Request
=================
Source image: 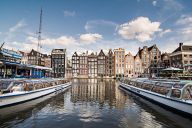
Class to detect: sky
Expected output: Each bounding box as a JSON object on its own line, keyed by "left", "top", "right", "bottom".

{"left": 0, "top": 0, "right": 192, "bottom": 57}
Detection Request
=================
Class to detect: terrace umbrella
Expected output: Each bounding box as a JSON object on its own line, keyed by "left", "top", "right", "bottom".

{"left": 162, "top": 67, "right": 183, "bottom": 77}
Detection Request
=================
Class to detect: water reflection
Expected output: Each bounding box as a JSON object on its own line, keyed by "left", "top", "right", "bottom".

{"left": 71, "top": 79, "right": 127, "bottom": 109}
{"left": 0, "top": 79, "right": 192, "bottom": 128}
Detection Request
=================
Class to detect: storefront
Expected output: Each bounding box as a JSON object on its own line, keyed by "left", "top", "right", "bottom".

{"left": 0, "top": 48, "right": 52, "bottom": 78}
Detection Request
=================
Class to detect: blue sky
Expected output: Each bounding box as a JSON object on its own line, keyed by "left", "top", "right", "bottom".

{"left": 0, "top": 0, "right": 192, "bottom": 57}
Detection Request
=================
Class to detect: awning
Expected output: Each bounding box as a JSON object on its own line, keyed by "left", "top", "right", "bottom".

{"left": 0, "top": 60, "right": 52, "bottom": 71}
{"left": 184, "top": 64, "right": 192, "bottom": 66}
{"left": 3, "top": 60, "right": 23, "bottom": 66}
{"left": 34, "top": 65, "right": 52, "bottom": 71}
{"left": 162, "top": 67, "right": 183, "bottom": 71}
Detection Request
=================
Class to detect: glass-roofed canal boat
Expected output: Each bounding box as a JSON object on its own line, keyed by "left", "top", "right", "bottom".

{"left": 119, "top": 78, "right": 192, "bottom": 116}
{"left": 0, "top": 78, "right": 71, "bottom": 108}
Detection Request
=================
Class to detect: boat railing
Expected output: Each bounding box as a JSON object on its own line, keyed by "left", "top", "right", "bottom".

{"left": 1, "top": 78, "right": 70, "bottom": 94}
{"left": 122, "top": 78, "right": 192, "bottom": 101}
{"left": 181, "top": 84, "right": 192, "bottom": 100}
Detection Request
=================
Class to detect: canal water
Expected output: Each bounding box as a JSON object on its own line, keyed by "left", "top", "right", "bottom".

{"left": 0, "top": 79, "right": 192, "bottom": 128}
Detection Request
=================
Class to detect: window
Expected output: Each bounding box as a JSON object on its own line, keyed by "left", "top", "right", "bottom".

{"left": 142, "top": 83, "right": 153, "bottom": 91}
{"left": 184, "top": 61, "right": 188, "bottom": 64}
{"left": 183, "top": 85, "right": 192, "bottom": 100}
{"left": 171, "top": 89, "right": 181, "bottom": 98}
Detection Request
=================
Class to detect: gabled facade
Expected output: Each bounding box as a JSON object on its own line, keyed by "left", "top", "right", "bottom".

{"left": 51, "top": 49, "right": 66, "bottom": 78}
{"left": 97, "top": 50, "right": 106, "bottom": 77}
{"left": 124, "top": 52, "right": 134, "bottom": 78}
{"left": 148, "top": 44, "right": 161, "bottom": 76}
{"left": 20, "top": 51, "right": 28, "bottom": 65}
{"left": 114, "top": 48, "right": 125, "bottom": 78}
{"left": 161, "top": 52, "right": 170, "bottom": 69}
{"left": 137, "top": 46, "right": 150, "bottom": 74}
{"left": 134, "top": 54, "right": 143, "bottom": 77}
{"left": 28, "top": 49, "right": 47, "bottom": 66}
{"left": 137, "top": 44, "right": 161, "bottom": 77}
{"left": 79, "top": 52, "right": 88, "bottom": 78}
{"left": 72, "top": 52, "right": 79, "bottom": 78}
{"left": 88, "top": 52, "right": 97, "bottom": 78}
{"left": 106, "top": 49, "right": 115, "bottom": 77}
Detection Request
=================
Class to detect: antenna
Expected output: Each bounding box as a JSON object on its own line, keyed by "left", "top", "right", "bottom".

{"left": 0, "top": 42, "right": 5, "bottom": 50}
{"left": 37, "top": 8, "right": 43, "bottom": 53}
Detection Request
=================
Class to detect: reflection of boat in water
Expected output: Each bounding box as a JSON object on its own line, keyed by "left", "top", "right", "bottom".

{"left": 119, "top": 78, "right": 192, "bottom": 116}
{"left": 0, "top": 78, "right": 71, "bottom": 108}
{"left": 0, "top": 87, "right": 69, "bottom": 119}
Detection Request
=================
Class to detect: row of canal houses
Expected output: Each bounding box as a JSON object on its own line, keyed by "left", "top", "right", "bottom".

{"left": 72, "top": 49, "right": 115, "bottom": 78}
{"left": 71, "top": 46, "right": 153, "bottom": 78}
{"left": 72, "top": 44, "right": 174, "bottom": 78}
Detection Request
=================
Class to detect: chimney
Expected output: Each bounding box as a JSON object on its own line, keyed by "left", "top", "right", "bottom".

{"left": 139, "top": 47, "right": 141, "bottom": 51}
{"left": 179, "top": 42, "right": 183, "bottom": 47}
{"left": 95, "top": 52, "right": 97, "bottom": 55}
{"left": 86, "top": 51, "right": 88, "bottom": 55}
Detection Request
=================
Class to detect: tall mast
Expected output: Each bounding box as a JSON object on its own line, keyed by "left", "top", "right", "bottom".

{"left": 37, "top": 8, "right": 42, "bottom": 53}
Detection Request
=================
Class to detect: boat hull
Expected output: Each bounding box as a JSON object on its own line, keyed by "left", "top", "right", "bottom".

{"left": 0, "top": 82, "right": 71, "bottom": 108}
{"left": 120, "top": 83, "right": 192, "bottom": 117}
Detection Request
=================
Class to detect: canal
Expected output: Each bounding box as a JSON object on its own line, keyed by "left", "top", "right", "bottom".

{"left": 0, "top": 79, "right": 192, "bottom": 128}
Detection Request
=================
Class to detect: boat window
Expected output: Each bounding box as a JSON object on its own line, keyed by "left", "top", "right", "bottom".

{"left": 23, "top": 83, "right": 29, "bottom": 91}
{"left": 11, "top": 82, "right": 24, "bottom": 92}
{"left": 44, "top": 82, "right": 50, "bottom": 87}
{"left": 171, "top": 89, "right": 181, "bottom": 98}
{"left": 51, "top": 82, "right": 55, "bottom": 86}
{"left": 142, "top": 83, "right": 153, "bottom": 91}
{"left": 160, "top": 83, "right": 173, "bottom": 88}
{"left": 135, "top": 82, "right": 142, "bottom": 88}
{"left": 25, "top": 83, "right": 33, "bottom": 91}
{"left": 129, "top": 81, "right": 135, "bottom": 86}
{"left": 173, "top": 83, "right": 185, "bottom": 89}
{"left": 182, "top": 85, "right": 192, "bottom": 100}
{"left": 151, "top": 86, "right": 169, "bottom": 95}
{"left": 33, "top": 83, "right": 40, "bottom": 90}
{"left": 0, "top": 81, "right": 12, "bottom": 91}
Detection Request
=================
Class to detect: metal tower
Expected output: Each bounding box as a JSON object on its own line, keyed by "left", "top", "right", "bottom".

{"left": 37, "top": 8, "right": 43, "bottom": 53}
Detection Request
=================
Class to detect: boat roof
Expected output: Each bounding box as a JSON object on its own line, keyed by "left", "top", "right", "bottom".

{"left": 128, "top": 78, "right": 192, "bottom": 89}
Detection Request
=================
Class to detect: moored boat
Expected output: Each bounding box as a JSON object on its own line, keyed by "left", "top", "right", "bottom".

{"left": 0, "top": 78, "right": 71, "bottom": 108}
{"left": 119, "top": 78, "right": 192, "bottom": 116}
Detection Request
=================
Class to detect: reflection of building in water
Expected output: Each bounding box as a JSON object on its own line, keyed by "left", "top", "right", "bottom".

{"left": 139, "top": 111, "right": 162, "bottom": 128}
{"left": 71, "top": 79, "right": 127, "bottom": 108}
{"left": 115, "top": 82, "right": 128, "bottom": 109}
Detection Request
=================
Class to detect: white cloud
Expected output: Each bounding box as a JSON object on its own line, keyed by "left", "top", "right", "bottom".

{"left": 27, "top": 36, "right": 77, "bottom": 46}
{"left": 152, "top": 1, "right": 157, "bottom": 6}
{"left": 180, "top": 27, "right": 192, "bottom": 34}
{"left": 176, "top": 15, "right": 192, "bottom": 25}
{"left": 118, "top": 17, "right": 162, "bottom": 42}
{"left": 80, "top": 33, "right": 103, "bottom": 44}
{"left": 175, "top": 15, "right": 192, "bottom": 36}
{"left": 163, "top": 0, "right": 183, "bottom": 11}
{"left": 64, "top": 10, "right": 75, "bottom": 17}
{"left": 4, "top": 41, "right": 36, "bottom": 52}
{"left": 158, "top": 29, "right": 171, "bottom": 37}
{"left": 9, "top": 20, "right": 26, "bottom": 32}
{"left": 2, "top": 20, "right": 27, "bottom": 42}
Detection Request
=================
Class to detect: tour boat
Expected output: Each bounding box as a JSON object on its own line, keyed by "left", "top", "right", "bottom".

{"left": 0, "top": 78, "right": 71, "bottom": 108}
{"left": 119, "top": 78, "right": 192, "bottom": 116}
